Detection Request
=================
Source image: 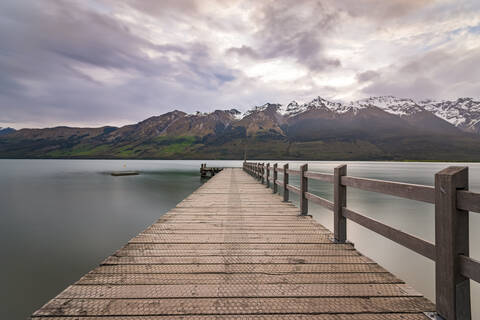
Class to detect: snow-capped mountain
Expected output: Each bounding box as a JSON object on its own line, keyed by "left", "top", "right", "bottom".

{"left": 236, "top": 96, "right": 480, "bottom": 134}
{"left": 350, "top": 96, "right": 423, "bottom": 116}
{"left": 279, "top": 97, "right": 361, "bottom": 116}
{"left": 419, "top": 98, "right": 480, "bottom": 133}
{"left": 3, "top": 96, "right": 480, "bottom": 160}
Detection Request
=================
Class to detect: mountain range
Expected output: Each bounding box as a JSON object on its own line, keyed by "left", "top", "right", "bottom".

{"left": 2, "top": 96, "right": 480, "bottom": 160}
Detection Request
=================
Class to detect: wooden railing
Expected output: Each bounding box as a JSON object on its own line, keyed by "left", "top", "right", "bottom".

{"left": 243, "top": 161, "right": 480, "bottom": 320}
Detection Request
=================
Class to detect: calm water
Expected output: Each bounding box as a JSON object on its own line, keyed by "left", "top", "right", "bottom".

{"left": 1, "top": 160, "right": 479, "bottom": 318}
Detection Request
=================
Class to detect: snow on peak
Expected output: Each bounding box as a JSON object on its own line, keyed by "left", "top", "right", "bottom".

{"left": 227, "top": 108, "right": 244, "bottom": 120}
{"left": 244, "top": 103, "right": 281, "bottom": 116}
{"left": 352, "top": 96, "right": 423, "bottom": 116}
{"left": 278, "top": 101, "right": 300, "bottom": 115}
{"left": 283, "top": 96, "right": 359, "bottom": 116}
{"left": 419, "top": 98, "right": 480, "bottom": 128}
{"left": 180, "top": 96, "right": 480, "bottom": 132}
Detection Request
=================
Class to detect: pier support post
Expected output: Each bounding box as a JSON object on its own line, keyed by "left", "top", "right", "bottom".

{"left": 283, "top": 164, "right": 289, "bottom": 202}
{"left": 435, "top": 167, "right": 470, "bottom": 320}
{"left": 273, "top": 163, "right": 278, "bottom": 194}
{"left": 261, "top": 163, "right": 265, "bottom": 184}
{"left": 334, "top": 164, "right": 347, "bottom": 243}
{"left": 266, "top": 163, "right": 270, "bottom": 188}
{"left": 300, "top": 164, "right": 308, "bottom": 215}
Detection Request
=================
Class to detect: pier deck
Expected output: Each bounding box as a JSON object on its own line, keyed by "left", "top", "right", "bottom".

{"left": 32, "top": 168, "right": 434, "bottom": 319}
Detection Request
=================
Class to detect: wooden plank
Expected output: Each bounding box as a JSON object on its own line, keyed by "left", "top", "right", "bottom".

{"left": 286, "top": 184, "right": 301, "bottom": 194}
{"left": 457, "top": 190, "right": 480, "bottom": 213}
{"left": 286, "top": 169, "right": 301, "bottom": 175}
{"left": 33, "top": 297, "right": 434, "bottom": 316}
{"left": 31, "top": 315, "right": 432, "bottom": 320}
{"left": 342, "top": 207, "right": 435, "bottom": 260}
{"left": 92, "top": 263, "right": 390, "bottom": 274}
{"left": 123, "top": 243, "right": 355, "bottom": 250}
{"left": 76, "top": 272, "right": 402, "bottom": 285}
{"left": 101, "top": 255, "right": 374, "bottom": 265}
{"left": 114, "top": 249, "right": 359, "bottom": 256}
{"left": 305, "top": 171, "right": 334, "bottom": 183}
{"left": 305, "top": 192, "right": 334, "bottom": 211}
{"left": 341, "top": 176, "right": 435, "bottom": 203}
{"left": 459, "top": 255, "right": 480, "bottom": 284}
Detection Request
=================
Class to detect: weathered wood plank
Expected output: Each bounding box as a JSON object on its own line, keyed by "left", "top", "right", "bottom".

{"left": 286, "top": 184, "right": 301, "bottom": 194}
{"left": 114, "top": 249, "right": 359, "bottom": 256}
{"left": 305, "top": 171, "right": 334, "bottom": 183}
{"left": 101, "top": 255, "right": 374, "bottom": 265}
{"left": 341, "top": 176, "right": 435, "bottom": 203}
{"left": 342, "top": 207, "right": 435, "bottom": 260}
{"left": 33, "top": 297, "right": 434, "bottom": 316}
{"left": 457, "top": 189, "right": 480, "bottom": 213}
{"left": 31, "top": 315, "right": 431, "bottom": 320}
{"left": 76, "top": 271, "right": 402, "bottom": 285}
{"left": 305, "top": 192, "right": 334, "bottom": 211}
{"left": 459, "top": 254, "right": 480, "bottom": 284}
{"left": 91, "top": 263, "right": 390, "bottom": 274}
{"left": 57, "top": 283, "right": 421, "bottom": 299}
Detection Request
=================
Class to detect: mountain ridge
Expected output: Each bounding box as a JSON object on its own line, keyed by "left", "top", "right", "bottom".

{"left": 2, "top": 96, "right": 480, "bottom": 161}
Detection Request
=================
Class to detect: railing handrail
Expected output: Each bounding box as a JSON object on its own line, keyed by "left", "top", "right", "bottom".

{"left": 246, "top": 162, "right": 480, "bottom": 213}
{"left": 243, "top": 160, "right": 480, "bottom": 320}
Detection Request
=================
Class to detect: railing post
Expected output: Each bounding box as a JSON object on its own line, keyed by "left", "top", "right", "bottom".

{"left": 261, "top": 163, "right": 265, "bottom": 184}
{"left": 266, "top": 163, "right": 270, "bottom": 188}
{"left": 334, "top": 164, "right": 347, "bottom": 243}
{"left": 283, "top": 163, "right": 289, "bottom": 202}
{"left": 273, "top": 163, "right": 278, "bottom": 194}
{"left": 435, "top": 166, "right": 470, "bottom": 320}
{"left": 300, "top": 163, "right": 308, "bottom": 215}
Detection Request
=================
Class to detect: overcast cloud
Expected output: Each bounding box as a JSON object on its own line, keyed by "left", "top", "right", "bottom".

{"left": 1, "top": 0, "right": 479, "bottom": 128}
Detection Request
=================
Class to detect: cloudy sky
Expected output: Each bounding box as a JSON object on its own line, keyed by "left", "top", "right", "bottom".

{"left": 1, "top": 0, "right": 480, "bottom": 129}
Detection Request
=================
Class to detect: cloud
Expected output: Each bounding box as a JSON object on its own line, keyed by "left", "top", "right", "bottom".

{"left": 362, "top": 47, "right": 480, "bottom": 99}
{"left": 356, "top": 70, "right": 380, "bottom": 82}
{"left": 0, "top": 0, "right": 479, "bottom": 128}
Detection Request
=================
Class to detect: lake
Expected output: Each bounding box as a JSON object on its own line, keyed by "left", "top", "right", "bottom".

{"left": 1, "top": 159, "right": 479, "bottom": 318}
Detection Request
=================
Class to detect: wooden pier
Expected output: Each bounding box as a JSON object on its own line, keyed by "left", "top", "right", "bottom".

{"left": 200, "top": 163, "right": 222, "bottom": 178}
{"left": 32, "top": 163, "right": 480, "bottom": 319}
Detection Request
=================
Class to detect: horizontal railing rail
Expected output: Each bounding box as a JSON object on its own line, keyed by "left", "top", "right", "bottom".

{"left": 286, "top": 184, "right": 301, "bottom": 194}
{"left": 286, "top": 169, "right": 301, "bottom": 175}
{"left": 457, "top": 190, "right": 480, "bottom": 213}
{"left": 305, "top": 171, "right": 334, "bottom": 183}
{"left": 304, "top": 192, "right": 334, "bottom": 211}
{"left": 243, "top": 160, "right": 480, "bottom": 320}
{"left": 342, "top": 207, "right": 436, "bottom": 260}
{"left": 341, "top": 176, "right": 435, "bottom": 203}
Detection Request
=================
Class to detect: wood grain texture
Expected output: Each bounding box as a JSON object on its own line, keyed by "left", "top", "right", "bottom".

{"left": 434, "top": 166, "right": 471, "bottom": 319}
{"left": 341, "top": 176, "right": 435, "bottom": 203}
